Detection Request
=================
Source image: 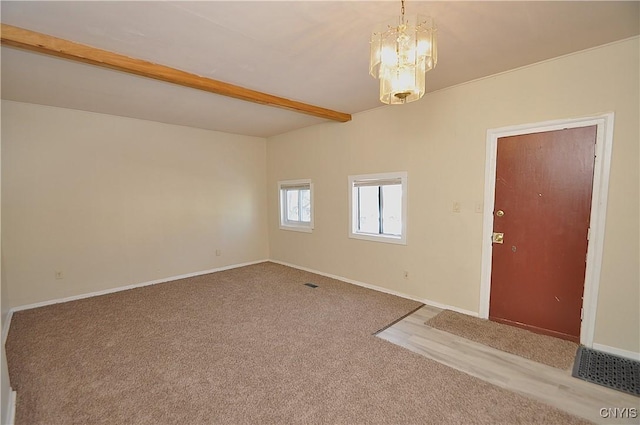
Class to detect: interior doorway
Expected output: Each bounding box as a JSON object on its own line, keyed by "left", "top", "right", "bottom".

{"left": 479, "top": 114, "right": 615, "bottom": 347}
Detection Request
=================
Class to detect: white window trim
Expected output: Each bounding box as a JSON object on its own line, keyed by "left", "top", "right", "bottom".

{"left": 278, "top": 179, "right": 314, "bottom": 233}
{"left": 348, "top": 172, "right": 407, "bottom": 245}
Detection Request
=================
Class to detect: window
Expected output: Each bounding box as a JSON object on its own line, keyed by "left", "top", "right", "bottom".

{"left": 279, "top": 179, "right": 313, "bottom": 232}
{"left": 349, "top": 172, "right": 407, "bottom": 244}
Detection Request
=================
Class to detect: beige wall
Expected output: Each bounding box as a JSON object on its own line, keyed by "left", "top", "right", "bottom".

{"left": 2, "top": 101, "right": 269, "bottom": 308}
{"left": 267, "top": 38, "right": 639, "bottom": 353}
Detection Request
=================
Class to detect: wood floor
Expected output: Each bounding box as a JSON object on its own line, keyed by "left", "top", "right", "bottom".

{"left": 376, "top": 305, "right": 640, "bottom": 424}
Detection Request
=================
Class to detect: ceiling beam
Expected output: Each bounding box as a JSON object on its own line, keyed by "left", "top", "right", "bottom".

{"left": 0, "top": 24, "right": 352, "bottom": 123}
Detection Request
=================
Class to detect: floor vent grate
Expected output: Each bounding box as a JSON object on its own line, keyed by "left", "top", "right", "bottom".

{"left": 303, "top": 283, "right": 318, "bottom": 288}
{"left": 572, "top": 346, "right": 639, "bottom": 396}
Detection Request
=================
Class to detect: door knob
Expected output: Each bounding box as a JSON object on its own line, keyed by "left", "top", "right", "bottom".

{"left": 496, "top": 210, "right": 504, "bottom": 217}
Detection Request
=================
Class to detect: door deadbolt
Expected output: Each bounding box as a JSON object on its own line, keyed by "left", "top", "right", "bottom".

{"left": 492, "top": 232, "right": 504, "bottom": 244}
{"left": 495, "top": 210, "right": 505, "bottom": 217}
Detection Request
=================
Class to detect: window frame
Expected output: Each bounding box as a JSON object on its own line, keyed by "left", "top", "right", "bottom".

{"left": 278, "top": 179, "right": 314, "bottom": 233}
{"left": 348, "top": 172, "right": 407, "bottom": 245}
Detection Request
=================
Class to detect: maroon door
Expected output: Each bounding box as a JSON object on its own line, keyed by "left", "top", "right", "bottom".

{"left": 489, "top": 126, "right": 597, "bottom": 342}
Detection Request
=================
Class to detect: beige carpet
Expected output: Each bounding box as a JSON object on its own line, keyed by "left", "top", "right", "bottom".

{"left": 6, "top": 262, "right": 589, "bottom": 424}
{"left": 426, "top": 310, "right": 579, "bottom": 370}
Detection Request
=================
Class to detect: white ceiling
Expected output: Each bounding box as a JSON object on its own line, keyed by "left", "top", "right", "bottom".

{"left": 1, "top": 1, "right": 638, "bottom": 138}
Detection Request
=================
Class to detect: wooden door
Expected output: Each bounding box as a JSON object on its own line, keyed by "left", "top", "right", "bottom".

{"left": 489, "top": 126, "right": 597, "bottom": 342}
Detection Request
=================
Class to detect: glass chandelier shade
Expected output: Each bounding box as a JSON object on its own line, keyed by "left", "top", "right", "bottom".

{"left": 369, "top": 12, "right": 437, "bottom": 105}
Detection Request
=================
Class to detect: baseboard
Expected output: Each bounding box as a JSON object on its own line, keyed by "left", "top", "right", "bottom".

{"left": 5, "top": 390, "right": 16, "bottom": 425}
{"left": 592, "top": 343, "right": 640, "bottom": 361}
{"left": 269, "top": 259, "right": 479, "bottom": 317}
{"left": 418, "top": 298, "right": 479, "bottom": 318}
{"left": 11, "top": 259, "right": 269, "bottom": 313}
{"left": 2, "top": 311, "right": 13, "bottom": 346}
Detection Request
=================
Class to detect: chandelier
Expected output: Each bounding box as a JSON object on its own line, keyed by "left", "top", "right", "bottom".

{"left": 369, "top": 0, "right": 437, "bottom": 104}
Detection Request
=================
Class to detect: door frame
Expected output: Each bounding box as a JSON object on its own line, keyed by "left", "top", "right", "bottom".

{"left": 479, "top": 113, "right": 615, "bottom": 347}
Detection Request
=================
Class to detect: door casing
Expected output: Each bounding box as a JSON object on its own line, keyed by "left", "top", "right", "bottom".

{"left": 479, "top": 113, "right": 615, "bottom": 347}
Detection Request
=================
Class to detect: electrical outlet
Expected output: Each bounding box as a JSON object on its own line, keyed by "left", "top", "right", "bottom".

{"left": 55, "top": 271, "right": 64, "bottom": 279}
{"left": 452, "top": 201, "right": 461, "bottom": 213}
{"left": 215, "top": 249, "right": 221, "bottom": 257}
{"left": 403, "top": 271, "right": 409, "bottom": 279}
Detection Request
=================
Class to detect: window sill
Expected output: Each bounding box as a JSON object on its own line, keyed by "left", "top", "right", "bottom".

{"left": 280, "top": 224, "right": 313, "bottom": 233}
{"left": 349, "top": 232, "right": 406, "bottom": 245}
